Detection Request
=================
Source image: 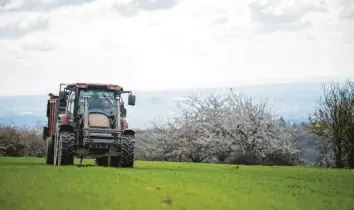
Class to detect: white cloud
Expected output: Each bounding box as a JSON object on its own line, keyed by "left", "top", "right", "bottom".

{"left": 0, "top": 0, "right": 353, "bottom": 96}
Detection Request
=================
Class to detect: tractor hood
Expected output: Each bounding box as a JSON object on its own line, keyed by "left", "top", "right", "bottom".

{"left": 88, "top": 112, "right": 110, "bottom": 128}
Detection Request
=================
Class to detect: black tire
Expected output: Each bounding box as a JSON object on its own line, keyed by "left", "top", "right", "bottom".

{"left": 45, "top": 137, "right": 54, "bottom": 165}
{"left": 58, "top": 132, "right": 75, "bottom": 165}
{"left": 95, "top": 157, "right": 109, "bottom": 167}
{"left": 119, "top": 135, "right": 135, "bottom": 168}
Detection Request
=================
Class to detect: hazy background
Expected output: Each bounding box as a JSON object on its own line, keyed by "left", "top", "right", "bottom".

{"left": 0, "top": 0, "right": 353, "bottom": 96}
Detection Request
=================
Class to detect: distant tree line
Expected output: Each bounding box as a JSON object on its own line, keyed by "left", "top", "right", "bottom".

{"left": 0, "top": 78, "right": 353, "bottom": 168}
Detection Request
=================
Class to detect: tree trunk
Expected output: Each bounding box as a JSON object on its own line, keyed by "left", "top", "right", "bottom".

{"left": 347, "top": 146, "right": 354, "bottom": 168}
{"left": 335, "top": 144, "right": 344, "bottom": 168}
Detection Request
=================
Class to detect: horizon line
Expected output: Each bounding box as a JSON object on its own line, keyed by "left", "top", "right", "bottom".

{"left": 0, "top": 76, "right": 351, "bottom": 97}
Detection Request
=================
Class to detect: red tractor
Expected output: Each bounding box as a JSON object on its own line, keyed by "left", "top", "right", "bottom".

{"left": 43, "top": 83, "right": 136, "bottom": 168}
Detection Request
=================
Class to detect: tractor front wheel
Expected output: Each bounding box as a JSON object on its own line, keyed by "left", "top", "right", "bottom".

{"left": 56, "top": 131, "right": 75, "bottom": 166}
{"left": 119, "top": 135, "right": 135, "bottom": 168}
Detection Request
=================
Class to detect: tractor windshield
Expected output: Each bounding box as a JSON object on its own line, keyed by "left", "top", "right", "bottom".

{"left": 79, "top": 89, "right": 117, "bottom": 114}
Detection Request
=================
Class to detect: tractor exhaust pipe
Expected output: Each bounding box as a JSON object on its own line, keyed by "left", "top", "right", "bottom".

{"left": 116, "top": 97, "right": 121, "bottom": 130}
{"left": 83, "top": 96, "right": 89, "bottom": 129}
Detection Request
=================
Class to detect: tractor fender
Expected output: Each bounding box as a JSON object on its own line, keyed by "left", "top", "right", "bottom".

{"left": 58, "top": 114, "right": 69, "bottom": 125}
{"left": 57, "top": 114, "right": 75, "bottom": 132}
{"left": 59, "top": 124, "right": 75, "bottom": 133}
{"left": 122, "top": 129, "right": 136, "bottom": 137}
{"left": 120, "top": 118, "right": 128, "bottom": 130}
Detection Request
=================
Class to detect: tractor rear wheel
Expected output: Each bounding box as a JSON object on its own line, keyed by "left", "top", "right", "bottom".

{"left": 57, "top": 131, "right": 75, "bottom": 166}
{"left": 45, "top": 137, "right": 54, "bottom": 165}
{"left": 119, "top": 135, "right": 135, "bottom": 168}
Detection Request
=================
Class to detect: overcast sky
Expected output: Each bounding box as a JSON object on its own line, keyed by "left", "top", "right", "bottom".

{"left": 0, "top": 0, "right": 353, "bottom": 96}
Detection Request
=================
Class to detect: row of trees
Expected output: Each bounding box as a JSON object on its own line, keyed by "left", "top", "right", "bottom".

{"left": 140, "top": 91, "right": 302, "bottom": 165}
{"left": 138, "top": 78, "right": 353, "bottom": 168}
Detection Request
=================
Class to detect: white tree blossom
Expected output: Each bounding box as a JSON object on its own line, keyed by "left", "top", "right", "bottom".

{"left": 145, "top": 89, "right": 301, "bottom": 165}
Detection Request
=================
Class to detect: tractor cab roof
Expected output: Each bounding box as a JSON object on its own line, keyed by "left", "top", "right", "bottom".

{"left": 66, "top": 83, "right": 123, "bottom": 91}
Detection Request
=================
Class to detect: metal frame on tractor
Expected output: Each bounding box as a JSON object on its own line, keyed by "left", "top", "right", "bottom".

{"left": 42, "top": 83, "right": 137, "bottom": 168}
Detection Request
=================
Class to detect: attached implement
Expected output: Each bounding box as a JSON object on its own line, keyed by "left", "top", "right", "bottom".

{"left": 43, "top": 83, "right": 137, "bottom": 168}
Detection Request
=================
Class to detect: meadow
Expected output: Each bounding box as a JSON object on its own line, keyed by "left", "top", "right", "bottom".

{"left": 0, "top": 157, "right": 353, "bottom": 210}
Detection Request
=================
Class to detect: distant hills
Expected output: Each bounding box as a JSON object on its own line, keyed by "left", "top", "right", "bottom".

{"left": 0, "top": 81, "right": 329, "bottom": 129}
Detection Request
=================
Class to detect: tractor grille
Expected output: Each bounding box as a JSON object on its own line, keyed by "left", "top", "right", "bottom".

{"left": 88, "top": 142, "right": 119, "bottom": 154}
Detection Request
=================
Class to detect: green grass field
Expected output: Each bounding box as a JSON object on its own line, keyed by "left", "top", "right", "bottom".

{"left": 0, "top": 157, "right": 353, "bottom": 210}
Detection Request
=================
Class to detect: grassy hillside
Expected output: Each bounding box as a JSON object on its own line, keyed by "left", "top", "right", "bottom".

{"left": 0, "top": 157, "right": 353, "bottom": 210}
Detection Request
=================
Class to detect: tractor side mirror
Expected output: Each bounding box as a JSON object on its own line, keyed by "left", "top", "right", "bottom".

{"left": 128, "top": 94, "right": 136, "bottom": 106}
{"left": 59, "top": 91, "right": 67, "bottom": 101}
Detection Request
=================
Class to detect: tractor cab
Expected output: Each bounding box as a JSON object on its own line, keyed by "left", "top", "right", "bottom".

{"left": 77, "top": 88, "right": 119, "bottom": 129}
